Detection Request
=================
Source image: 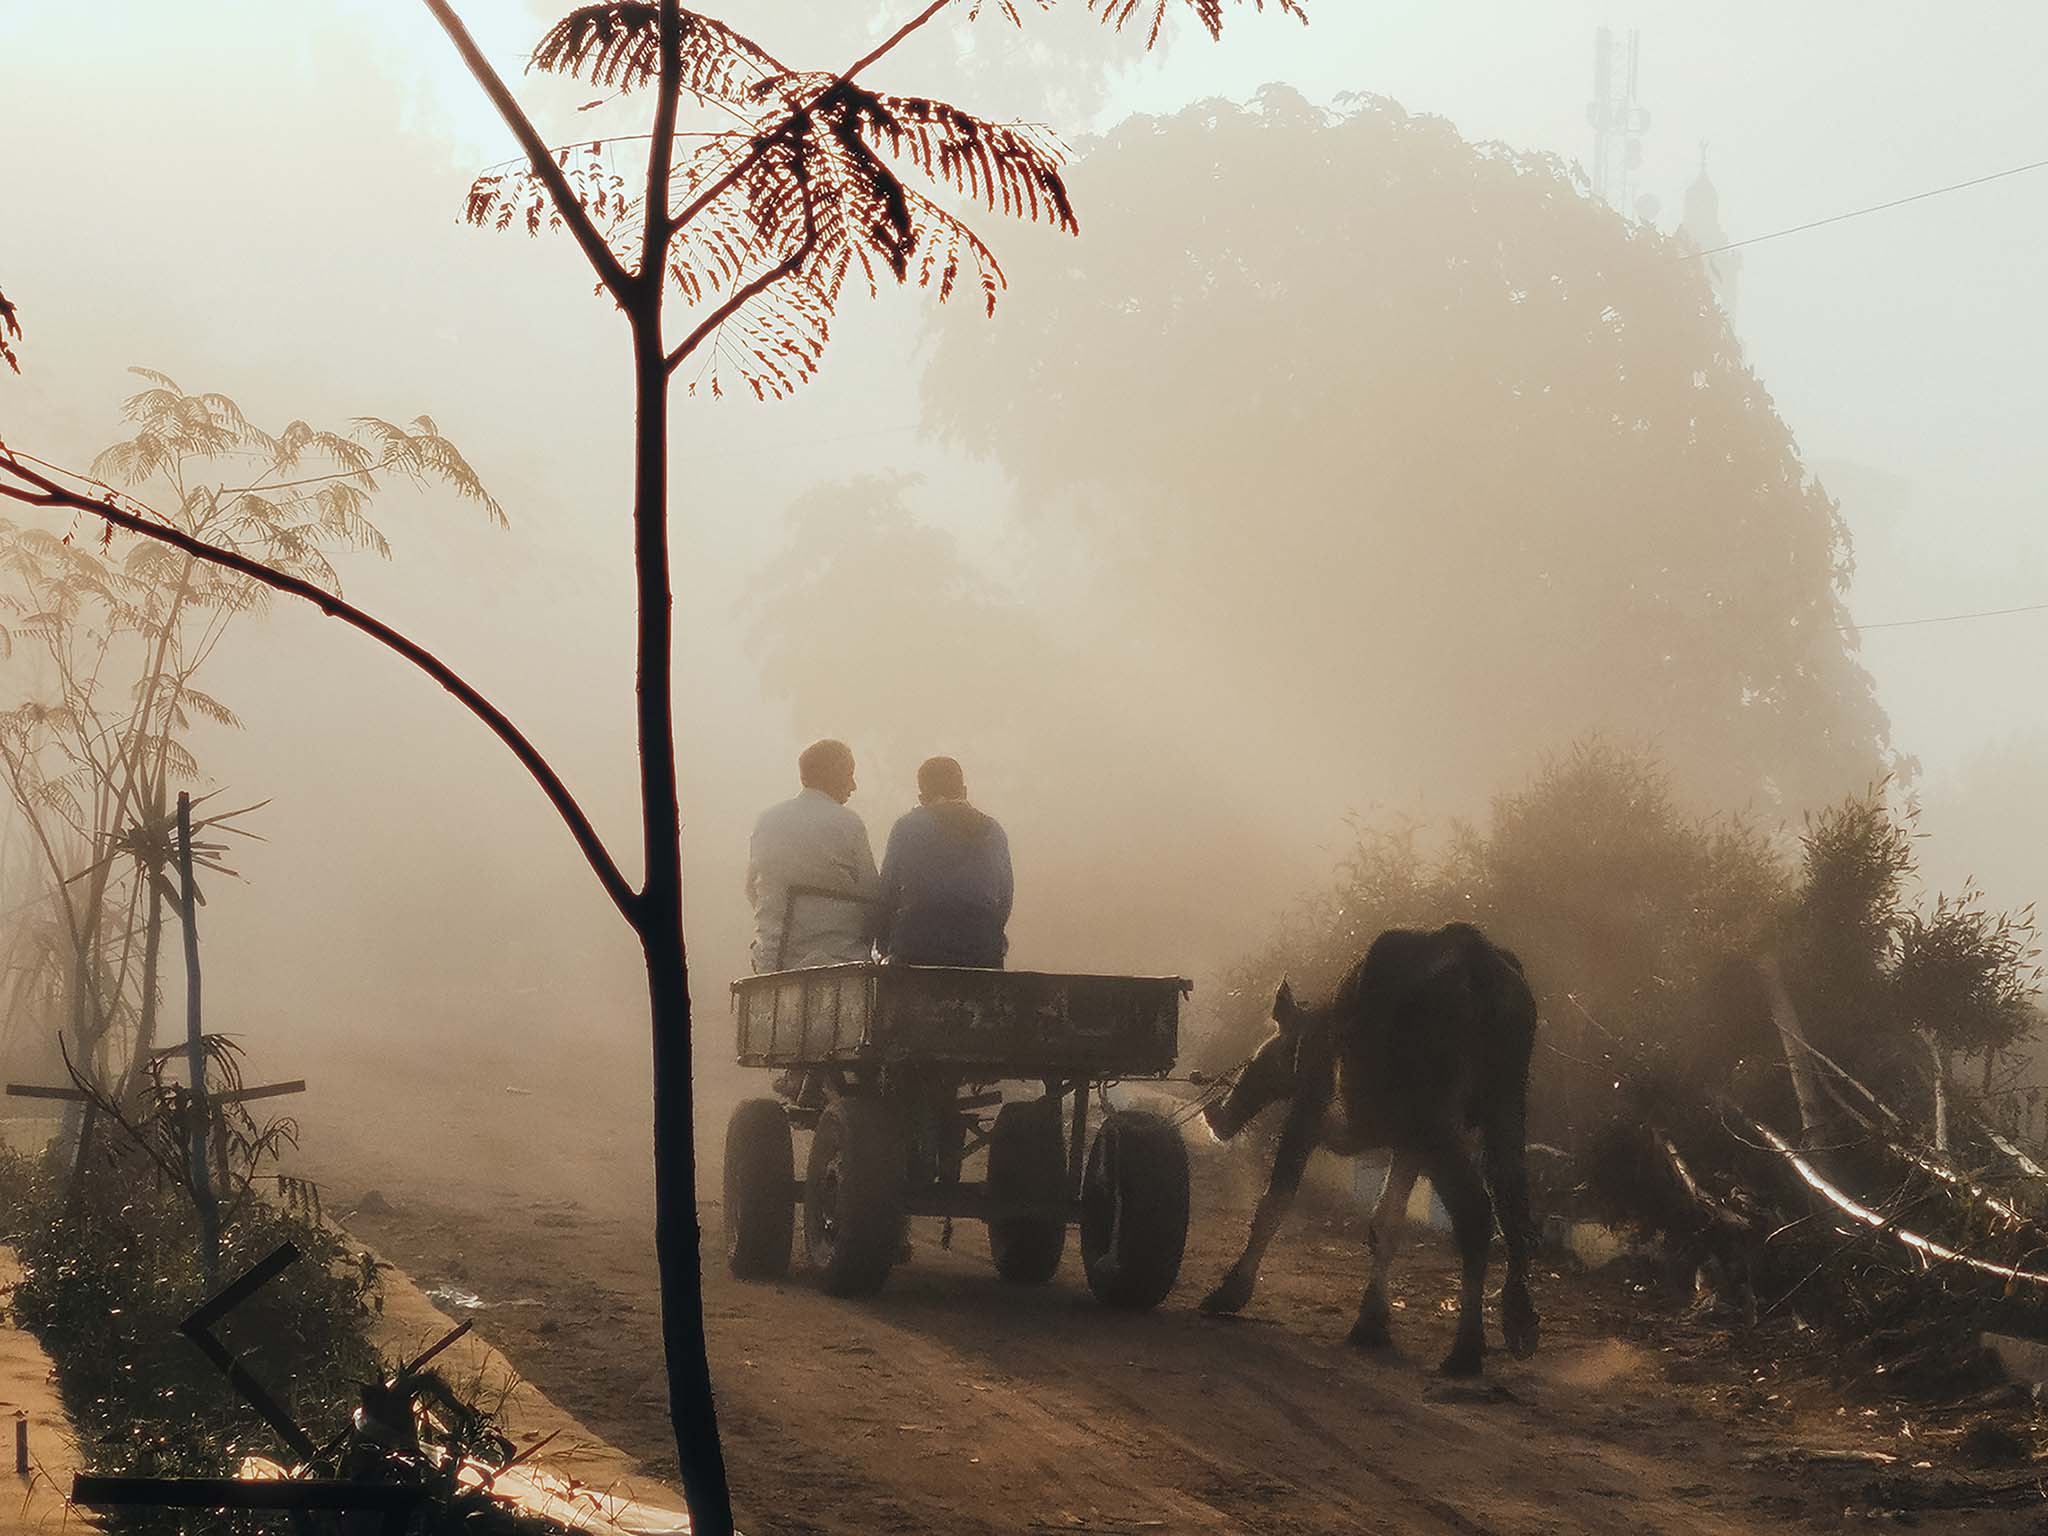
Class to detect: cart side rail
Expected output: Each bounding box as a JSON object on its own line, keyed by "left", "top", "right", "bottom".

{"left": 732, "top": 964, "right": 1189, "bottom": 1077}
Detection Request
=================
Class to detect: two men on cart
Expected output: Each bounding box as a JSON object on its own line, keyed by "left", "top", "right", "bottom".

{"left": 746, "top": 741, "right": 1015, "bottom": 1254}
{"left": 747, "top": 740, "right": 1013, "bottom": 974}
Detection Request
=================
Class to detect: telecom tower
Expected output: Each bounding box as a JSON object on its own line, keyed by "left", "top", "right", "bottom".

{"left": 1587, "top": 26, "right": 1652, "bottom": 217}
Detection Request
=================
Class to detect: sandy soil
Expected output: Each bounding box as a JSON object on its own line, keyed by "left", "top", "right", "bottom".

{"left": 282, "top": 1032, "right": 2048, "bottom": 1535}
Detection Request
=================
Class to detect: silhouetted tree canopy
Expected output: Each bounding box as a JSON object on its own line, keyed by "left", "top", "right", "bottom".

{"left": 925, "top": 87, "right": 1896, "bottom": 816}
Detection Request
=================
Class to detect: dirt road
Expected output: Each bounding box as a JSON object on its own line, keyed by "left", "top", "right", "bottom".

{"left": 294, "top": 1048, "right": 2037, "bottom": 1535}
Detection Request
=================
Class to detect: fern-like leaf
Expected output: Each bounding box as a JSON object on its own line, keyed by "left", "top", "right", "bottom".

{"left": 964, "top": 0, "right": 1050, "bottom": 24}
{"left": 1089, "top": 0, "right": 1307, "bottom": 47}
{"left": 170, "top": 686, "right": 243, "bottom": 731}
{"left": 273, "top": 421, "right": 375, "bottom": 477}
{"left": 466, "top": 145, "right": 632, "bottom": 245}
{"left": 531, "top": 3, "right": 780, "bottom": 106}
{"left": 682, "top": 278, "right": 833, "bottom": 402}
{"left": 351, "top": 417, "right": 506, "bottom": 526}
{"left": 824, "top": 84, "right": 1076, "bottom": 234}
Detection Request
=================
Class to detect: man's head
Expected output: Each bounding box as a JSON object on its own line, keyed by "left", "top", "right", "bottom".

{"left": 916, "top": 756, "right": 967, "bottom": 805}
{"left": 798, "top": 739, "right": 857, "bottom": 804}
{"left": 1201, "top": 980, "right": 1312, "bottom": 1142}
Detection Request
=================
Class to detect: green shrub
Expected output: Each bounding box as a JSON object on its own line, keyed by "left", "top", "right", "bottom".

{"left": 1, "top": 1144, "right": 377, "bottom": 1528}
{"left": 1200, "top": 739, "right": 2041, "bottom": 1159}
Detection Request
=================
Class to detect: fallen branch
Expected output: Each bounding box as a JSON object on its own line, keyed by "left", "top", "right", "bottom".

{"left": 1747, "top": 1116, "right": 2048, "bottom": 1290}
{"left": 1656, "top": 1132, "right": 1752, "bottom": 1232}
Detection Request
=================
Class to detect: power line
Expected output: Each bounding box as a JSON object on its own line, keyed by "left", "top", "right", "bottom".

{"left": 1848, "top": 600, "right": 2048, "bottom": 634}
{"left": 1678, "top": 155, "right": 2048, "bottom": 262}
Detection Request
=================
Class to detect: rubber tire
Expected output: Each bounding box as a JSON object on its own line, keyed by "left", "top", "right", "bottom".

{"left": 1080, "top": 1110, "right": 1190, "bottom": 1310}
{"left": 986, "top": 1098, "right": 1068, "bottom": 1283}
{"left": 804, "top": 1097, "right": 904, "bottom": 1298}
{"left": 723, "top": 1098, "right": 795, "bottom": 1281}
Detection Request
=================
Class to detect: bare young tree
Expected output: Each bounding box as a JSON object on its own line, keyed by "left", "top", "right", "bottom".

{"left": 0, "top": 2, "right": 1296, "bottom": 1527}
{"left": 0, "top": 376, "right": 495, "bottom": 1106}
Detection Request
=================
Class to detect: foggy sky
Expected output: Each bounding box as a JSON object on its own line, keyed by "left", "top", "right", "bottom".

{"left": 3, "top": 2, "right": 2044, "bottom": 1178}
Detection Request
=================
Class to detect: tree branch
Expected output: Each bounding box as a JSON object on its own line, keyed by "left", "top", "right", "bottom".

{"left": 665, "top": 226, "right": 816, "bottom": 375}
{"left": 423, "top": 0, "right": 634, "bottom": 305}
{"left": 844, "top": 0, "right": 956, "bottom": 81}
{"left": 0, "top": 453, "right": 641, "bottom": 922}
{"left": 641, "top": 0, "right": 685, "bottom": 286}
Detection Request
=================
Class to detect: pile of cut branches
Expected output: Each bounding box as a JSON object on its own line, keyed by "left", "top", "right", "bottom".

{"left": 1580, "top": 1024, "right": 2048, "bottom": 1398}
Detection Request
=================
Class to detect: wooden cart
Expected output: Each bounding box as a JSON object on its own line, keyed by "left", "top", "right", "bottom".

{"left": 724, "top": 962, "right": 1193, "bottom": 1307}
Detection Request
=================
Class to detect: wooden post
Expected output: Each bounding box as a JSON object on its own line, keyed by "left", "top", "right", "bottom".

{"left": 177, "top": 793, "right": 220, "bottom": 1287}
{"left": 62, "top": 1101, "right": 97, "bottom": 1217}
{"left": 57, "top": 948, "right": 94, "bottom": 1209}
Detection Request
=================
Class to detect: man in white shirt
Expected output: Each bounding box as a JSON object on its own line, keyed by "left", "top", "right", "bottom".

{"left": 746, "top": 739, "right": 881, "bottom": 972}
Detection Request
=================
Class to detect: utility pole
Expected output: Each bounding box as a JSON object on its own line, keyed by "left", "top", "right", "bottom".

{"left": 1587, "top": 26, "right": 1652, "bottom": 216}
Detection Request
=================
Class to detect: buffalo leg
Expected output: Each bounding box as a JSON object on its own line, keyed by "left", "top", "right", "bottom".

{"left": 1349, "top": 1150, "right": 1422, "bottom": 1348}
{"left": 1201, "top": 1104, "right": 1317, "bottom": 1316}
{"left": 1483, "top": 1100, "right": 1540, "bottom": 1358}
{"left": 1425, "top": 1138, "right": 1493, "bottom": 1376}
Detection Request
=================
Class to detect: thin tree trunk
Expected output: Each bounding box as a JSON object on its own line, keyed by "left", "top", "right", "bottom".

{"left": 121, "top": 878, "right": 166, "bottom": 1105}
{"left": 56, "top": 946, "right": 90, "bottom": 1168}
{"left": 643, "top": 915, "right": 724, "bottom": 1528}
{"left": 631, "top": 313, "right": 731, "bottom": 1533}
{"left": 177, "top": 793, "right": 220, "bottom": 1288}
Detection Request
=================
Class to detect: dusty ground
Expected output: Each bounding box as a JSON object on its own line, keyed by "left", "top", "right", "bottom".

{"left": 0, "top": 1245, "right": 86, "bottom": 1536}
{"left": 285, "top": 1033, "right": 2048, "bottom": 1535}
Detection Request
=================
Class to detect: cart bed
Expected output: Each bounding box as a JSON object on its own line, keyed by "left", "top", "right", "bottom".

{"left": 732, "top": 963, "right": 1186, "bottom": 1077}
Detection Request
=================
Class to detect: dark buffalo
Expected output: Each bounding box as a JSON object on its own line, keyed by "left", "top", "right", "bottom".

{"left": 1199, "top": 922, "right": 1540, "bottom": 1375}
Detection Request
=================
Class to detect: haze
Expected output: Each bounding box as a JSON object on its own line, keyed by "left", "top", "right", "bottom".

{"left": 3, "top": 1, "right": 2042, "bottom": 1203}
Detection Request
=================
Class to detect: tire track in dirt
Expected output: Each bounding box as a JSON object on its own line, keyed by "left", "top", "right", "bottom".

{"left": 717, "top": 1238, "right": 1771, "bottom": 1536}
{"left": 841, "top": 1282, "right": 1448, "bottom": 1535}
{"left": 1225, "top": 1346, "right": 1747, "bottom": 1536}
{"left": 314, "top": 1130, "right": 2009, "bottom": 1536}
{"left": 328, "top": 1187, "right": 1790, "bottom": 1535}
{"left": 999, "top": 1301, "right": 1743, "bottom": 1536}
{"left": 710, "top": 1261, "right": 1247, "bottom": 1534}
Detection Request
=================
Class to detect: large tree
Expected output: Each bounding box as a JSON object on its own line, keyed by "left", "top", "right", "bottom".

{"left": 924, "top": 87, "right": 1896, "bottom": 817}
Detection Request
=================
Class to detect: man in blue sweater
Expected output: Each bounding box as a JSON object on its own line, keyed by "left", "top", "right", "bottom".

{"left": 874, "top": 756, "right": 1013, "bottom": 968}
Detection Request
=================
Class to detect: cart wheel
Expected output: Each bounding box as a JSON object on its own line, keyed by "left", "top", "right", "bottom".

{"left": 724, "top": 1098, "right": 795, "bottom": 1281}
{"left": 986, "top": 1098, "right": 1067, "bottom": 1283}
{"left": 804, "top": 1097, "right": 904, "bottom": 1298}
{"left": 1080, "top": 1110, "right": 1189, "bottom": 1310}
